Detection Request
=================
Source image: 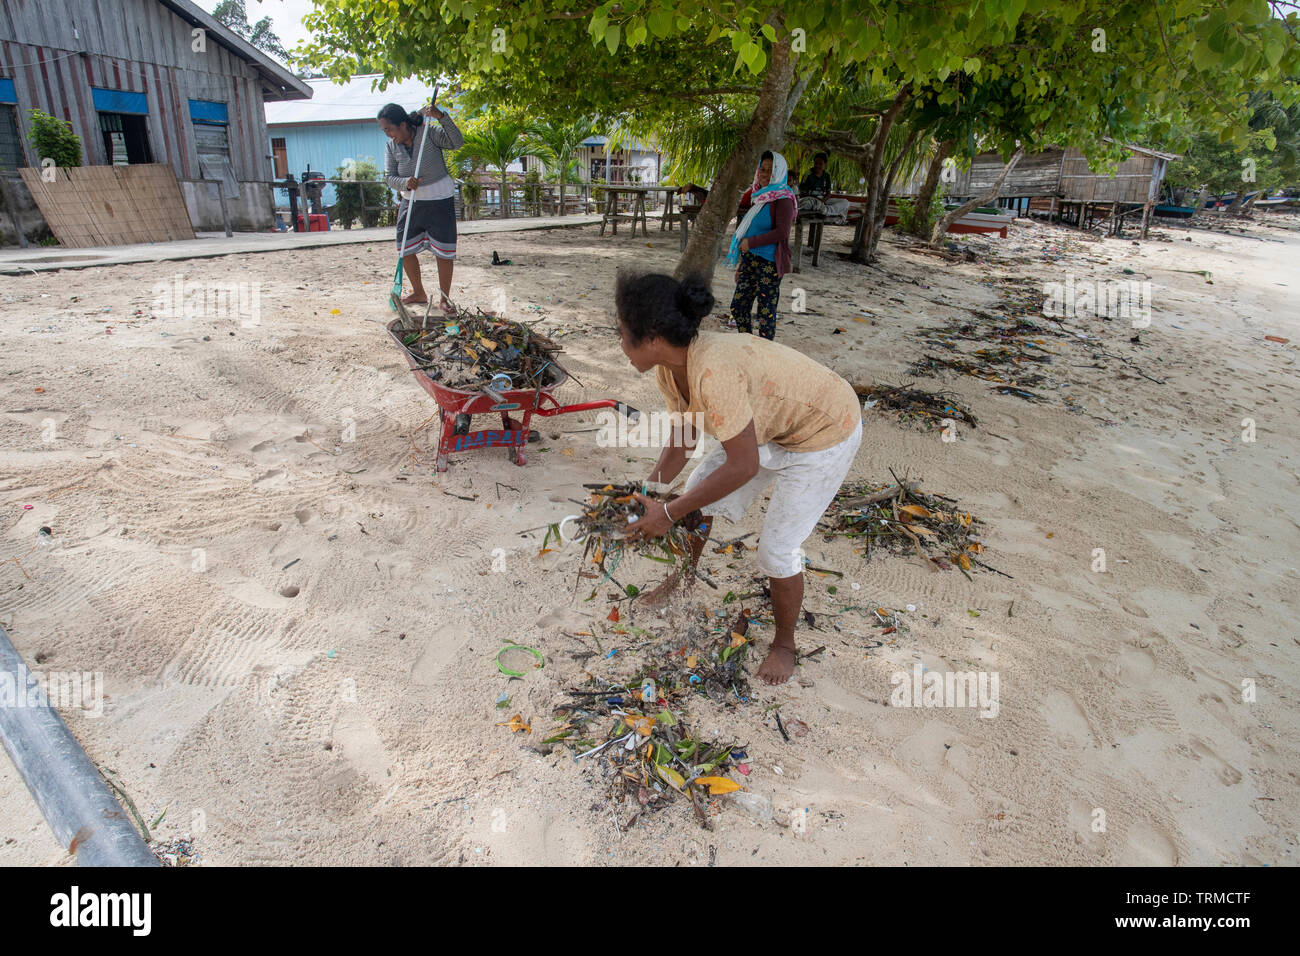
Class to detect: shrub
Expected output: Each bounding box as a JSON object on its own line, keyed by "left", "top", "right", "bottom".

{"left": 332, "top": 157, "right": 389, "bottom": 229}
{"left": 27, "top": 109, "right": 82, "bottom": 168}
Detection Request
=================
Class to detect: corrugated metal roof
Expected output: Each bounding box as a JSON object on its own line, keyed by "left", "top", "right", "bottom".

{"left": 266, "top": 75, "right": 440, "bottom": 125}
{"left": 157, "top": 0, "right": 312, "bottom": 100}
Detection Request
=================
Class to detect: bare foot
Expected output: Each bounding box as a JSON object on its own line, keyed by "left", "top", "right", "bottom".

{"left": 402, "top": 292, "right": 428, "bottom": 304}
{"left": 757, "top": 643, "right": 797, "bottom": 685}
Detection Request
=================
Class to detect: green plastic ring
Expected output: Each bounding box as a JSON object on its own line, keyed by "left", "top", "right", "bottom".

{"left": 496, "top": 643, "right": 544, "bottom": 677}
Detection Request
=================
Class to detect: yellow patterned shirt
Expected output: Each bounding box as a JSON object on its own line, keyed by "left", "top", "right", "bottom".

{"left": 654, "top": 332, "right": 860, "bottom": 452}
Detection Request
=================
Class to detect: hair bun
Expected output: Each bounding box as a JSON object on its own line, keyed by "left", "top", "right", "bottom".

{"left": 675, "top": 274, "right": 715, "bottom": 322}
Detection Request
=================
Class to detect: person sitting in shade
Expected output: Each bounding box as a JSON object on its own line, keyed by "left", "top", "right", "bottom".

{"left": 798, "top": 152, "right": 850, "bottom": 223}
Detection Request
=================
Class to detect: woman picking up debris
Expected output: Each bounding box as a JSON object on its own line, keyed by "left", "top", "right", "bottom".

{"left": 616, "top": 271, "right": 862, "bottom": 685}
{"left": 726, "top": 150, "right": 797, "bottom": 340}
{"left": 379, "top": 99, "right": 464, "bottom": 315}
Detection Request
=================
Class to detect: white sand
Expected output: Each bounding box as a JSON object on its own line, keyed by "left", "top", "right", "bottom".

{"left": 1, "top": 214, "right": 1297, "bottom": 866}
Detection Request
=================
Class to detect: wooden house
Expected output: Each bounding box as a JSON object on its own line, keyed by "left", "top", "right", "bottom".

{"left": 0, "top": 0, "right": 311, "bottom": 238}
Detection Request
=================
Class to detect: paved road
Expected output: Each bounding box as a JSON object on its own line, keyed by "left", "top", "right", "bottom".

{"left": 0, "top": 214, "right": 605, "bottom": 274}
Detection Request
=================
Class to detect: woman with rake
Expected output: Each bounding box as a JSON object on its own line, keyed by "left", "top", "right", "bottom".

{"left": 615, "top": 271, "right": 862, "bottom": 685}
{"left": 379, "top": 96, "right": 463, "bottom": 315}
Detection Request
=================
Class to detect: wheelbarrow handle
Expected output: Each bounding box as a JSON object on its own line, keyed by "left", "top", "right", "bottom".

{"left": 616, "top": 402, "right": 641, "bottom": 423}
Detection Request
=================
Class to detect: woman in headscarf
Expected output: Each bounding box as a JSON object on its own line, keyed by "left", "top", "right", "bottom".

{"left": 378, "top": 99, "right": 464, "bottom": 315}
{"left": 725, "top": 150, "right": 798, "bottom": 340}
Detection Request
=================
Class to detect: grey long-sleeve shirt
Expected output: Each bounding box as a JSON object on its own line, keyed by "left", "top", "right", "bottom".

{"left": 384, "top": 111, "right": 464, "bottom": 192}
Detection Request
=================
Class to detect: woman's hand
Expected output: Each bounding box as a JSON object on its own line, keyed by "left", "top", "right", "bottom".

{"left": 624, "top": 492, "right": 673, "bottom": 542}
{"left": 420, "top": 104, "right": 444, "bottom": 118}
{"left": 739, "top": 238, "right": 750, "bottom": 253}
{"left": 405, "top": 176, "right": 420, "bottom": 190}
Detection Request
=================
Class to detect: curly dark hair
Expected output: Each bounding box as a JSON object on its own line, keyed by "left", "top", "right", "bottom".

{"left": 615, "top": 271, "right": 715, "bottom": 348}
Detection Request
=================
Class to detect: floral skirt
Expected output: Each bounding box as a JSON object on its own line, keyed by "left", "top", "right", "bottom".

{"left": 730, "top": 250, "right": 780, "bottom": 339}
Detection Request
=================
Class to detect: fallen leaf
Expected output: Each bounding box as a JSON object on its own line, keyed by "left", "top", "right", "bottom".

{"left": 958, "top": 553, "right": 971, "bottom": 571}
{"left": 694, "top": 776, "right": 742, "bottom": 795}
{"left": 498, "top": 713, "right": 531, "bottom": 734}
{"left": 898, "top": 504, "right": 933, "bottom": 519}
{"left": 1265, "top": 335, "right": 1289, "bottom": 344}
{"left": 561, "top": 448, "right": 575, "bottom": 457}
{"left": 686, "top": 655, "right": 698, "bottom": 668}
{"left": 729, "top": 631, "right": 749, "bottom": 648}
{"left": 607, "top": 606, "right": 620, "bottom": 622}
{"left": 623, "top": 714, "right": 655, "bottom": 736}
{"left": 329, "top": 308, "right": 341, "bottom": 315}
{"left": 537, "top": 548, "right": 554, "bottom": 557}
{"left": 1045, "top": 531, "right": 1054, "bottom": 539}
{"left": 656, "top": 764, "right": 685, "bottom": 790}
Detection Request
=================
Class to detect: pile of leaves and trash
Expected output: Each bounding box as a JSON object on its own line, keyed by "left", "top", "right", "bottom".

{"left": 396, "top": 306, "right": 565, "bottom": 391}
{"left": 533, "top": 482, "right": 707, "bottom": 600}
{"left": 531, "top": 607, "right": 764, "bottom": 828}
{"left": 818, "top": 473, "right": 1006, "bottom": 578}
{"left": 855, "top": 382, "right": 978, "bottom": 429}
{"left": 906, "top": 312, "right": 1062, "bottom": 402}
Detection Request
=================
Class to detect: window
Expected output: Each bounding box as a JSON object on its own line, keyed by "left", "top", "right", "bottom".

{"left": 91, "top": 87, "right": 151, "bottom": 165}
{"left": 0, "top": 106, "right": 21, "bottom": 169}
{"left": 590, "top": 157, "right": 606, "bottom": 181}
{"left": 188, "top": 100, "right": 238, "bottom": 198}
{"left": 0, "top": 78, "right": 20, "bottom": 169}
{"left": 271, "top": 137, "right": 287, "bottom": 178}
{"left": 98, "top": 112, "right": 153, "bottom": 165}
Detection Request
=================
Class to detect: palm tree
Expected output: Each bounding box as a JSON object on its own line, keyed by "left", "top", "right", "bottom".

{"left": 446, "top": 149, "right": 483, "bottom": 220}
{"left": 458, "top": 121, "right": 533, "bottom": 218}
{"left": 524, "top": 118, "right": 600, "bottom": 215}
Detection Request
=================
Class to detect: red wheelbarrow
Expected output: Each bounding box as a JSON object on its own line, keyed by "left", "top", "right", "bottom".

{"left": 387, "top": 316, "right": 639, "bottom": 472}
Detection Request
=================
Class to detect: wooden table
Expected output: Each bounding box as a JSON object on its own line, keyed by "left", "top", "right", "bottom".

{"left": 677, "top": 203, "right": 702, "bottom": 251}
{"left": 599, "top": 185, "right": 654, "bottom": 237}
{"left": 792, "top": 213, "right": 828, "bottom": 271}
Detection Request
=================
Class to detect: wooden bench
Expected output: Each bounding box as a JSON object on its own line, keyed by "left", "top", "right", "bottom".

{"left": 792, "top": 213, "right": 828, "bottom": 271}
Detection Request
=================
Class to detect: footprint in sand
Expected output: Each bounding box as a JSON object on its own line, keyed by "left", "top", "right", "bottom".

{"left": 1120, "top": 820, "right": 1179, "bottom": 865}
{"left": 1042, "top": 691, "right": 1099, "bottom": 748}
{"left": 1118, "top": 598, "right": 1149, "bottom": 618}
{"left": 1188, "top": 737, "right": 1244, "bottom": 786}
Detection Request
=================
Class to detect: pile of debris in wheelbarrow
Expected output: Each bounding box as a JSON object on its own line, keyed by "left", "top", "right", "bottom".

{"left": 395, "top": 305, "right": 565, "bottom": 392}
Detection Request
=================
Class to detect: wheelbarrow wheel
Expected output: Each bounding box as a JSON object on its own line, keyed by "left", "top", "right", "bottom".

{"left": 437, "top": 452, "right": 450, "bottom": 472}
{"left": 509, "top": 444, "right": 526, "bottom": 466}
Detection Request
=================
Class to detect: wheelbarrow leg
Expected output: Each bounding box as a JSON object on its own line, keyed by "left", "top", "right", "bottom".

{"left": 504, "top": 412, "right": 527, "bottom": 466}
{"left": 437, "top": 410, "right": 456, "bottom": 472}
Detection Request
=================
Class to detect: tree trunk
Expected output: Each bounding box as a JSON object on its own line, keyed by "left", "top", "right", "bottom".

{"left": 865, "top": 127, "right": 921, "bottom": 260}
{"left": 929, "top": 147, "right": 1024, "bottom": 246}
{"left": 500, "top": 173, "right": 508, "bottom": 218}
{"left": 1193, "top": 184, "right": 1209, "bottom": 218}
{"left": 848, "top": 85, "right": 911, "bottom": 263}
{"left": 674, "top": 33, "right": 800, "bottom": 283}
{"left": 910, "top": 138, "right": 955, "bottom": 237}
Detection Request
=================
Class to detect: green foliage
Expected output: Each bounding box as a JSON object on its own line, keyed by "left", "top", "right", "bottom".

{"left": 211, "top": 0, "right": 290, "bottom": 61}
{"left": 332, "top": 157, "right": 390, "bottom": 228}
{"left": 897, "top": 186, "right": 946, "bottom": 234}
{"left": 27, "top": 109, "right": 82, "bottom": 168}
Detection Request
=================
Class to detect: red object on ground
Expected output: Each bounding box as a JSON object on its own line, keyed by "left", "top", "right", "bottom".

{"left": 295, "top": 213, "right": 329, "bottom": 232}
{"left": 387, "top": 313, "right": 637, "bottom": 472}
